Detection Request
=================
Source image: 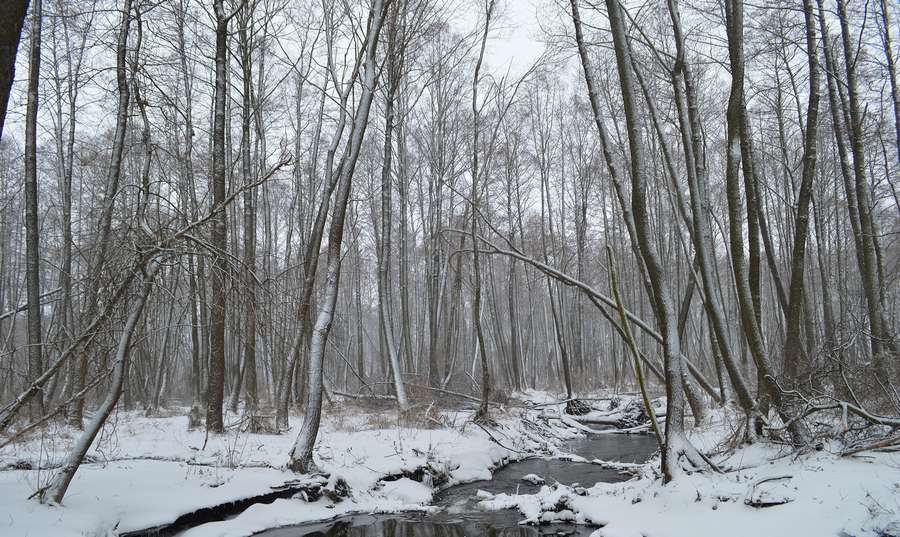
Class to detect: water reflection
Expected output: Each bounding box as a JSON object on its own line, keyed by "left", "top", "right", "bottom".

{"left": 255, "top": 434, "right": 657, "bottom": 537}
{"left": 436, "top": 433, "right": 657, "bottom": 509}
{"left": 259, "top": 514, "right": 595, "bottom": 537}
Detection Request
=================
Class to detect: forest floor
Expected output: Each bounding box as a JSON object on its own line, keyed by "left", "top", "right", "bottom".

{"left": 0, "top": 391, "right": 578, "bottom": 536}
{"left": 0, "top": 392, "right": 897, "bottom": 537}
{"left": 480, "top": 407, "right": 900, "bottom": 537}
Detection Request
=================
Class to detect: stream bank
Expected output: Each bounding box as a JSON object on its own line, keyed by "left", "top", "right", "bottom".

{"left": 2, "top": 393, "right": 646, "bottom": 537}
{"left": 217, "top": 432, "right": 658, "bottom": 537}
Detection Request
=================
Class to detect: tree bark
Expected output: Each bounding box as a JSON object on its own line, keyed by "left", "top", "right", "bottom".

{"left": 239, "top": 4, "right": 257, "bottom": 413}
{"left": 664, "top": 0, "right": 756, "bottom": 418}
{"left": 723, "top": 0, "right": 808, "bottom": 444}
{"left": 602, "top": 0, "right": 709, "bottom": 480}
{"left": 377, "top": 5, "right": 409, "bottom": 411}
{"left": 835, "top": 0, "right": 891, "bottom": 368}
{"left": 783, "top": 0, "right": 821, "bottom": 383}
{"left": 23, "top": 0, "right": 43, "bottom": 420}
{"left": 471, "top": 0, "right": 495, "bottom": 422}
{"left": 206, "top": 0, "right": 231, "bottom": 433}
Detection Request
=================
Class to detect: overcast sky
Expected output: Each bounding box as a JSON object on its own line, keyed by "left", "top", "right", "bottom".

{"left": 465, "top": 0, "right": 560, "bottom": 75}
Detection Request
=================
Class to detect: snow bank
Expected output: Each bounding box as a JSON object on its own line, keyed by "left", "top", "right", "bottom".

{"left": 380, "top": 478, "right": 433, "bottom": 505}
{"left": 0, "top": 404, "right": 555, "bottom": 537}
{"left": 4, "top": 394, "right": 895, "bottom": 537}
{"left": 476, "top": 410, "right": 900, "bottom": 537}
{"left": 0, "top": 460, "right": 295, "bottom": 535}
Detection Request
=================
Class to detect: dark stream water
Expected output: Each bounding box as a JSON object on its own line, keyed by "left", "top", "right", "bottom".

{"left": 255, "top": 434, "right": 657, "bottom": 537}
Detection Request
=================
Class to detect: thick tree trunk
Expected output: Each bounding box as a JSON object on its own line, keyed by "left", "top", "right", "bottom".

{"left": 239, "top": 6, "right": 257, "bottom": 413}
{"left": 835, "top": 0, "right": 892, "bottom": 368}
{"left": 23, "top": 0, "right": 43, "bottom": 421}
{"left": 783, "top": 0, "right": 821, "bottom": 383}
{"left": 206, "top": 0, "right": 229, "bottom": 434}
{"left": 604, "top": 0, "right": 694, "bottom": 481}
{"left": 723, "top": 0, "right": 808, "bottom": 444}
{"left": 664, "top": 0, "right": 756, "bottom": 419}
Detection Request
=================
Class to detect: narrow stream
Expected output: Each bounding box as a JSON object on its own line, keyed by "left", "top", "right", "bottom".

{"left": 255, "top": 434, "right": 657, "bottom": 537}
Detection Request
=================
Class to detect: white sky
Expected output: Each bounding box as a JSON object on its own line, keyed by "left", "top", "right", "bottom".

{"left": 456, "top": 0, "right": 560, "bottom": 76}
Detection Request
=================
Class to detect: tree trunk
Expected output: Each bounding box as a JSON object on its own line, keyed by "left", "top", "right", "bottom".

{"left": 664, "top": 0, "right": 756, "bottom": 419}
{"left": 471, "top": 0, "right": 495, "bottom": 421}
{"left": 23, "top": 0, "right": 43, "bottom": 421}
{"left": 783, "top": 0, "right": 821, "bottom": 383}
{"left": 42, "top": 259, "right": 159, "bottom": 505}
{"left": 602, "top": 0, "right": 709, "bottom": 481}
{"left": 878, "top": 0, "right": 900, "bottom": 166}
{"left": 206, "top": 0, "right": 229, "bottom": 434}
{"left": 723, "top": 0, "right": 808, "bottom": 444}
{"left": 68, "top": 0, "right": 132, "bottom": 429}
{"left": 239, "top": 4, "right": 257, "bottom": 413}
{"left": 288, "top": 0, "right": 387, "bottom": 472}
{"left": 835, "top": 0, "right": 892, "bottom": 368}
{"left": 376, "top": 8, "right": 409, "bottom": 411}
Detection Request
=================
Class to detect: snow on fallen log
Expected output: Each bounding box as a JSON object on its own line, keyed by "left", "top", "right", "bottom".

{"left": 744, "top": 475, "right": 794, "bottom": 508}
{"left": 277, "top": 473, "right": 351, "bottom": 503}
{"left": 589, "top": 458, "right": 649, "bottom": 472}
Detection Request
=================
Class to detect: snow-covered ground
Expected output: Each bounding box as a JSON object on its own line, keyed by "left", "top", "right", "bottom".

{"left": 0, "top": 399, "right": 574, "bottom": 537}
{"left": 1, "top": 394, "right": 898, "bottom": 537}
{"left": 479, "top": 409, "right": 900, "bottom": 537}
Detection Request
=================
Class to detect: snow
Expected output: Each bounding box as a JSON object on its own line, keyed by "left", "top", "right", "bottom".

{"left": 1, "top": 395, "right": 898, "bottom": 537}
{"left": 0, "top": 404, "right": 551, "bottom": 537}
{"left": 380, "top": 478, "right": 433, "bottom": 505}
{"left": 0, "top": 460, "right": 294, "bottom": 535}
{"left": 475, "top": 409, "right": 900, "bottom": 537}
{"left": 521, "top": 473, "right": 545, "bottom": 484}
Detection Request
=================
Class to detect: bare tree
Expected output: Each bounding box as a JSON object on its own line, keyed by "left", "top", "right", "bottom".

{"left": 67, "top": 0, "right": 134, "bottom": 428}
{"left": 288, "top": 0, "right": 389, "bottom": 473}
{"left": 469, "top": 0, "right": 495, "bottom": 421}
{"left": 22, "top": 0, "right": 43, "bottom": 420}
{"left": 206, "top": 0, "right": 238, "bottom": 433}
